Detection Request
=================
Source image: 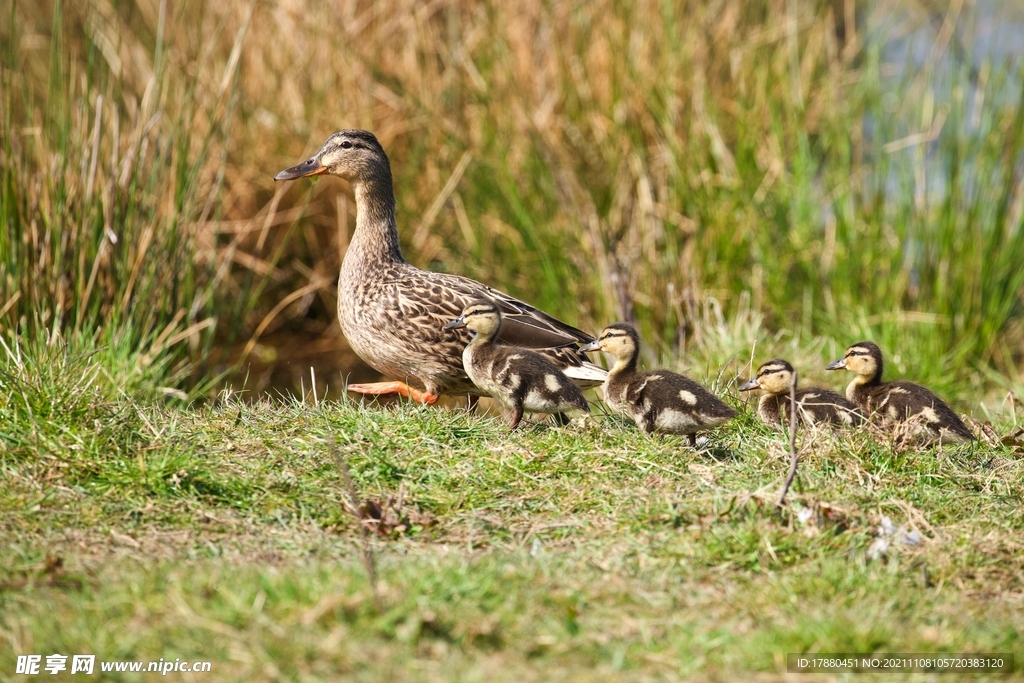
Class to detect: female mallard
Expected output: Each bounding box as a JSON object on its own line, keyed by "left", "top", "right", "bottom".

{"left": 580, "top": 323, "right": 736, "bottom": 446}
{"left": 825, "top": 341, "right": 974, "bottom": 443}
{"left": 443, "top": 300, "right": 590, "bottom": 429}
{"left": 738, "top": 359, "right": 865, "bottom": 428}
{"left": 274, "top": 130, "right": 605, "bottom": 403}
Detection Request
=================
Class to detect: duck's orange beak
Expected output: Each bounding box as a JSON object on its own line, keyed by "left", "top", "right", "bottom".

{"left": 274, "top": 157, "right": 327, "bottom": 181}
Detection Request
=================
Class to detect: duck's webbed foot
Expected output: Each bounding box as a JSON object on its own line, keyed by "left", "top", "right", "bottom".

{"left": 347, "top": 381, "right": 439, "bottom": 405}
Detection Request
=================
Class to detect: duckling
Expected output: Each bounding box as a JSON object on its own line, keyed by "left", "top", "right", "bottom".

{"left": 825, "top": 341, "right": 974, "bottom": 444}
{"left": 443, "top": 300, "right": 590, "bottom": 429}
{"left": 580, "top": 323, "right": 736, "bottom": 446}
{"left": 738, "top": 359, "right": 865, "bottom": 428}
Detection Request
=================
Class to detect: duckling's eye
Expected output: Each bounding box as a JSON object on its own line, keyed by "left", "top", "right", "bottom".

{"left": 341, "top": 140, "right": 352, "bottom": 149}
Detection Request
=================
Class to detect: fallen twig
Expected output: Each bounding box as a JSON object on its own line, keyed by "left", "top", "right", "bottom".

{"left": 776, "top": 369, "right": 800, "bottom": 508}
{"left": 333, "top": 446, "right": 384, "bottom": 614}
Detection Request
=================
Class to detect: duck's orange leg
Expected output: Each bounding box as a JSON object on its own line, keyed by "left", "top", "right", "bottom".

{"left": 347, "top": 381, "right": 439, "bottom": 405}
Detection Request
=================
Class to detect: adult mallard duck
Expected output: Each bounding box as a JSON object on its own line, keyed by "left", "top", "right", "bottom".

{"left": 825, "top": 341, "right": 974, "bottom": 444}
{"left": 738, "top": 358, "right": 865, "bottom": 428}
{"left": 274, "top": 130, "right": 605, "bottom": 404}
{"left": 443, "top": 299, "right": 590, "bottom": 429}
{"left": 581, "top": 323, "right": 736, "bottom": 446}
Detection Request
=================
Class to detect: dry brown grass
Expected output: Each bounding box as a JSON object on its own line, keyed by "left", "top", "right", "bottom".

{"left": 7, "top": 0, "right": 850, "bottom": 324}
{"left": 222, "top": 0, "right": 864, "bottom": 330}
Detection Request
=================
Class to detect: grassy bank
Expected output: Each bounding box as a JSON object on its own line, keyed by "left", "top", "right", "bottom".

{"left": 1, "top": 382, "right": 1021, "bottom": 680}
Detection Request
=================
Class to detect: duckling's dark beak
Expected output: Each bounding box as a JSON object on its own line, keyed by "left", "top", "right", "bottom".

{"left": 443, "top": 316, "right": 466, "bottom": 330}
{"left": 579, "top": 339, "right": 600, "bottom": 353}
{"left": 825, "top": 358, "right": 846, "bottom": 371}
{"left": 737, "top": 378, "right": 760, "bottom": 392}
{"left": 274, "top": 157, "right": 327, "bottom": 181}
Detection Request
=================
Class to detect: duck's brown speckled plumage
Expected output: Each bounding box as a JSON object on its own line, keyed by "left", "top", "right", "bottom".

{"left": 582, "top": 323, "right": 735, "bottom": 446}
{"left": 738, "top": 359, "right": 865, "bottom": 428}
{"left": 826, "top": 341, "right": 974, "bottom": 444}
{"left": 275, "top": 130, "right": 605, "bottom": 398}
{"left": 445, "top": 300, "right": 590, "bottom": 429}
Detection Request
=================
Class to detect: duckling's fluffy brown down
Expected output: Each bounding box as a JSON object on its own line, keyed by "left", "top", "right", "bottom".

{"left": 739, "top": 359, "right": 865, "bottom": 428}
{"left": 446, "top": 300, "right": 589, "bottom": 430}
{"left": 583, "top": 323, "right": 735, "bottom": 446}
{"left": 607, "top": 370, "right": 736, "bottom": 441}
{"left": 754, "top": 391, "right": 864, "bottom": 426}
{"left": 827, "top": 341, "right": 974, "bottom": 444}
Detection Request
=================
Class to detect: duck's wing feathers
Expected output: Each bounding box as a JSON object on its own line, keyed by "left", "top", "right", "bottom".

{"left": 478, "top": 285, "right": 594, "bottom": 347}
{"left": 476, "top": 282, "right": 606, "bottom": 384}
{"left": 389, "top": 268, "right": 605, "bottom": 386}
{"left": 392, "top": 269, "right": 594, "bottom": 345}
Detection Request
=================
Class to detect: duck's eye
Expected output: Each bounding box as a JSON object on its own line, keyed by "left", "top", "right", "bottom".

{"left": 341, "top": 140, "right": 352, "bottom": 149}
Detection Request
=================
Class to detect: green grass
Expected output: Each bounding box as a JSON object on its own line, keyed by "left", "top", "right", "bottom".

{"left": 2, "top": 349, "right": 1022, "bottom": 680}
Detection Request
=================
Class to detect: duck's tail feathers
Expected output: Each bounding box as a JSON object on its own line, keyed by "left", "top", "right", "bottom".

{"left": 565, "top": 362, "right": 608, "bottom": 387}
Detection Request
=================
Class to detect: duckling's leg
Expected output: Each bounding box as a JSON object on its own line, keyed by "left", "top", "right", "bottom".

{"left": 509, "top": 405, "right": 525, "bottom": 430}
{"left": 688, "top": 433, "right": 697, "bottom": 448}
{"left": 467, "top": 395, "right": 480, "bottom": 412}
{"left": 346, "top": 381, "right": 439, "bottom": 405}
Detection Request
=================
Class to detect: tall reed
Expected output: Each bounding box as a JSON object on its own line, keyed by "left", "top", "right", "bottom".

{"left": 1, "top": 0, "right": 263, "bottom": 393}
